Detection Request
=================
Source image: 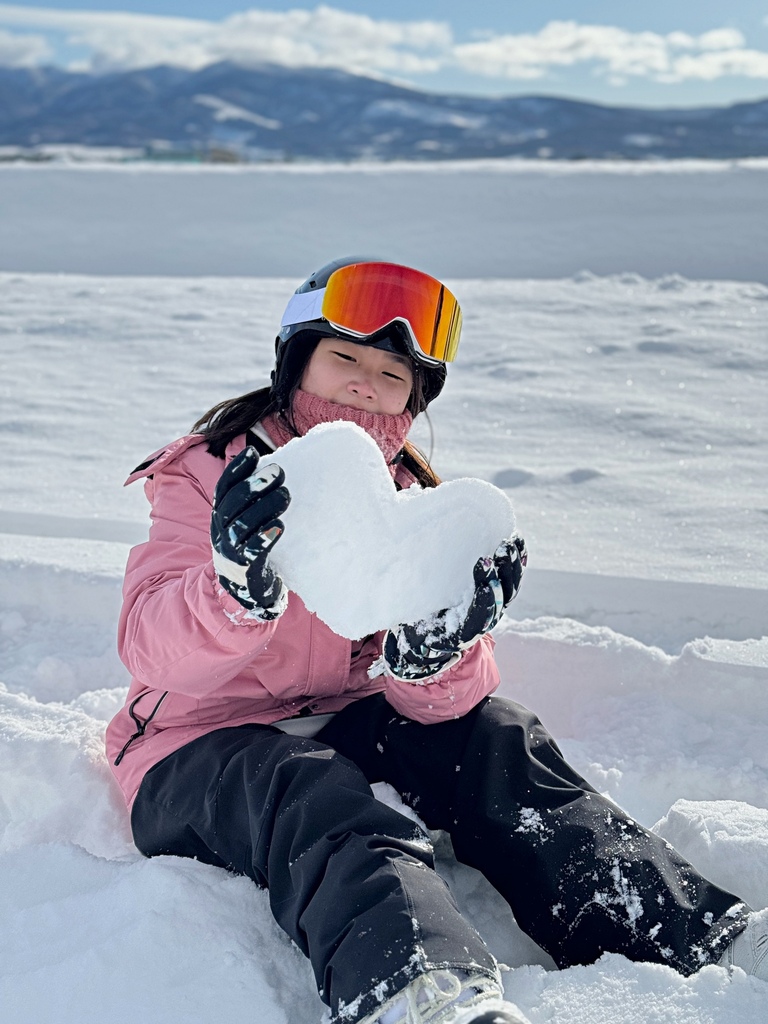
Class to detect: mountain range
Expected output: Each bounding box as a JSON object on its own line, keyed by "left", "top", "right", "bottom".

{"left": 2, "top": 61, "right": 768, "bottom": 161}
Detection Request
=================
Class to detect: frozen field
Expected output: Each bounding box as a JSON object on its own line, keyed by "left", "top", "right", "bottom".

{"left": 0, "top": 158, "right": 767, "bottom": 281}
{"left": 0, "top": 162, "right": 767, "bottom": 1024}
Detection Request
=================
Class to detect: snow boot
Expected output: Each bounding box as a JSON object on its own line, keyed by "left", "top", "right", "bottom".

{"left": 357, "top": 969, "right": 530, "bottom": 1024}
{"left": 457, "top": 1014, "right": 528, "bottom": 1024}
{"left": 719, "top": 907, "right": 768, "bottom": 981}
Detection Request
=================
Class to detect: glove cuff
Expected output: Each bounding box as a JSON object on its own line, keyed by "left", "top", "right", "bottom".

{"left": 380, "top": 629, "right": 463, "bottom": 684}
{"left": 217, "top": 574, "right": 288, "bottom": 621}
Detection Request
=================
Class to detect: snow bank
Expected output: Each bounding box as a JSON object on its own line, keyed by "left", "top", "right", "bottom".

{"left": 0, "top": 686, "right": 129, "bottom": 858}
{"left": 654, "top": 801, "right": 768, "bottom": 915}
{"left": 493, "top": 617, "right": 768, "bottom": 830}
{"left": 0, "top": 841, "right": 313, "bottom": 1024}
{"left": 504, "top": 956, "right": 767, "bottom": 1024}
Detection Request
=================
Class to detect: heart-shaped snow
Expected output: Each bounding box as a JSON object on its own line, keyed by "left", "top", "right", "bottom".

{"left": 261, "top": 421, "right": 516, "bottom": 640}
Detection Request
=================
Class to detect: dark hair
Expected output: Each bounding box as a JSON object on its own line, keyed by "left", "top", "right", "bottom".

{"left": 192, "top": 386, "right": 276, "bottom": 456}
{"left": 191, "top": 384, "right": 441, "bottom": 488}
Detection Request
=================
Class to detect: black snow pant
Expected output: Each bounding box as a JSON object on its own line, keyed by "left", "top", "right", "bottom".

{"left": 131, "top": 694, "right": 749, "bottom": 1023}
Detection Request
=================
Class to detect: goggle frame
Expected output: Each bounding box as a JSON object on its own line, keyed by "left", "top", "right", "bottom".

{"left": 280, "top": 261, "right": 462, "bottom": 367}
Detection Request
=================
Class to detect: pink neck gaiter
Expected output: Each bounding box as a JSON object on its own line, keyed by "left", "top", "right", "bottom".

{"left": 263, "top": 389, "right": 413, "bottom": 473}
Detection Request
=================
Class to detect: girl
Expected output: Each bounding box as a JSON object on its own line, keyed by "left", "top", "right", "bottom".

{"left": 107, "top": 258, "right": 767, "bottom": 1024}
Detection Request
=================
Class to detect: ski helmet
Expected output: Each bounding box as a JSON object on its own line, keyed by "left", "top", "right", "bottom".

{"left": 270, "top": 257, "right": 460, "bottom": 413}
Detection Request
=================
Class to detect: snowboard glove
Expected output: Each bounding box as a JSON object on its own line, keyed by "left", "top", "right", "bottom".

{"left": 383, "top": 536, "right": 527, "bottom": 682}
{"left": 210, "top": 446, "right": 290, "bottom": 620}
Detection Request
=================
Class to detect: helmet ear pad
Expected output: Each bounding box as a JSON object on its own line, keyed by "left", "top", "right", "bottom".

{"left": 417, "top": 361, "right": 446, "bottom": 411}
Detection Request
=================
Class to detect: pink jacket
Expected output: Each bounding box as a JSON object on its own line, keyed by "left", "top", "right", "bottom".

{"left": 106, "top": 431, "right": 501, "bottom": 808}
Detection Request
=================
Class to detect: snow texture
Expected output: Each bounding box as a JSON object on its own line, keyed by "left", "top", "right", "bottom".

{"left": 262, "top": 421, "right": 515, "bottom": 638}
{"left": 0, "top": 162, "right": 767, "bottom": 1024}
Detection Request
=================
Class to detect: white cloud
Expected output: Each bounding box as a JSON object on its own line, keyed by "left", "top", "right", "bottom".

{"left": 0, "top": 27, "right": 51, "bottom": 67}
{"left": 214, "top": 7, "right": 450, "bottom": 74}
{"left": 697, "top": 29, "right": 745, "bottom": 51}
{"left": 0, "top": 5, "right": 213, "bottom": 72}
{"left": 0, "top": 4, "right": 451, "bottom": 75}
{"left": 0, "top": 6, "right": 767, "bottom": 86}
{"left": 455, "top": 23, "right": 659, "bottom": 80}
{"left": 671, "top": 48, "right": 768, "bottom": 81}
{"left": 452, "top": 21, "right": 768, "bottom": 84}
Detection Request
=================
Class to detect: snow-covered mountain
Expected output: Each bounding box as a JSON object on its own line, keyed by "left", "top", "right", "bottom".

{"left": 2, "top": 61, "right": 768, "bottom": 161}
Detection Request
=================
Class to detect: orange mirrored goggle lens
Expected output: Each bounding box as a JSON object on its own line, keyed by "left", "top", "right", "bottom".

{"left": 322, "top": 262, "right": 462, "bottom": 364}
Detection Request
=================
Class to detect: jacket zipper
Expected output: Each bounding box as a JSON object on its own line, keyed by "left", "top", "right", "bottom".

{"left": 114, "top": 691, "right": 168, "bottom": 766}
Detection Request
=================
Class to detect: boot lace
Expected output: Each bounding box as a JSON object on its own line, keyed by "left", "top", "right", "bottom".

{"left": 364, "top": 969, "right": 502, "bottom": 1024}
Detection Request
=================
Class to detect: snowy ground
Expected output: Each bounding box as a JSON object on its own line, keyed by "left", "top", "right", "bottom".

{"left": 1, "top": 163, "right": 767, "bottom": 1023}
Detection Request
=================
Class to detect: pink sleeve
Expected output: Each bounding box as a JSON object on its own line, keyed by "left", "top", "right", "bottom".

{"left": 118, "top": 447, "right": 282, "bottom": 696}
{"left": 382, "top": 633, "right": 500, "bottom": 723}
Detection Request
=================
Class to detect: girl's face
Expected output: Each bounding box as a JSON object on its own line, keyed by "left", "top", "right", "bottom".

{"left": 300, "top": 337, "right": 414, "bottom": 415}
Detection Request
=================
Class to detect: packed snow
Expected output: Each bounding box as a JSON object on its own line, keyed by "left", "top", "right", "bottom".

{"left": 262, "top": 421, "right": 515, "bottom": 638}
{"left": 1, "top": 162, "right": 767, "bottom": 1024}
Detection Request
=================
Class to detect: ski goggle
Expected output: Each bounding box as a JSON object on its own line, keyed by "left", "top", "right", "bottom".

{"left": 280, "top": 262, "right": 462, "bottom": 365}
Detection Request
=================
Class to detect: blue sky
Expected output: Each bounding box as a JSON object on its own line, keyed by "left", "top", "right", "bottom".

{"left": 2, "top": 2, "right": 768, "bottom": 107}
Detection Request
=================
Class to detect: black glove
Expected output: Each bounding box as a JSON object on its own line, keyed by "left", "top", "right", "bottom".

{"left": 383, "top": 536, "right": 527, "bottom": 681}
{"left": 210, "top": 446, "right": 290, "bottom": 619}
